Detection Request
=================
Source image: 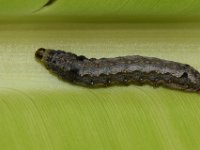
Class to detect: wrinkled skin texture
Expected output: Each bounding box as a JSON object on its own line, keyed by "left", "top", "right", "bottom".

{"left": 35, "top": 48, "right": 200, "bottom": 93}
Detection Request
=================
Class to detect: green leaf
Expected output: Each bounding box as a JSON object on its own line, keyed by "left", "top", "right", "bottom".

{"left": 0, "top": 0, "right": 47, "bottom": 15}
{"left": 36, "top": 0, "right": 200, "bottom": 22}
{"left": 1, "top": 0, "right": 200, "bottom": 21}
{"left": 0, "top": 22, "right": 200, "bottom": 150}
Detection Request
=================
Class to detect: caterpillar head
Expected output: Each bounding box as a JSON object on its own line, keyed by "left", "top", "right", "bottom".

{"left": 35, "top": 48, "right": 46, "bottom": 60}
{"left": 35, "top": 48, "right": 77, "bottom": 61}
{"left": 35, "top": 48, "right": 79, "bottom": 72}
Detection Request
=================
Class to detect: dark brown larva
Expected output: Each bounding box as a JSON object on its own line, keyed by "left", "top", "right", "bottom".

{"left": 35, "top": 48, "right": 200, "bottom": 93}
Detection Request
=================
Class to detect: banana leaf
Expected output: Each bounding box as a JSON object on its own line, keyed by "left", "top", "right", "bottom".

{"left": 0, "top": 0, "right": 200, "bottom": 150}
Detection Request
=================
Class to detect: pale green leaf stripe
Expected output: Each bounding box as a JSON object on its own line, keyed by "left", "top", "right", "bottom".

{"left": 0, "top": 23, "right": 200, "bottom": 150}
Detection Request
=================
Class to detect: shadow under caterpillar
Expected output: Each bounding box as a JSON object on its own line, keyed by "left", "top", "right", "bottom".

{"left": 35, "top": 48, "right": 200, "bottom": 93}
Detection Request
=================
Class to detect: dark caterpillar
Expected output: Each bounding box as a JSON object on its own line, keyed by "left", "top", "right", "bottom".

{"left": 35, "top": 48, "right": 200, "bottom": 93}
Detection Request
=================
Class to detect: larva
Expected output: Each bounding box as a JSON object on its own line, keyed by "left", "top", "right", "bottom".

{"left": 35, "top": 48, "right": 200, "bottom": 93}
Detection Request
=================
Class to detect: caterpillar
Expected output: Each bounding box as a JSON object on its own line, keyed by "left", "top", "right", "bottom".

{"left": 35, "top": 48, "right": 200, "bottom": 93}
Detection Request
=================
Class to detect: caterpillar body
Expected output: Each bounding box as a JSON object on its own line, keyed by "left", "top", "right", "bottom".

{"left": 35, "top": 48, "right": 200, "bottom": 93}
